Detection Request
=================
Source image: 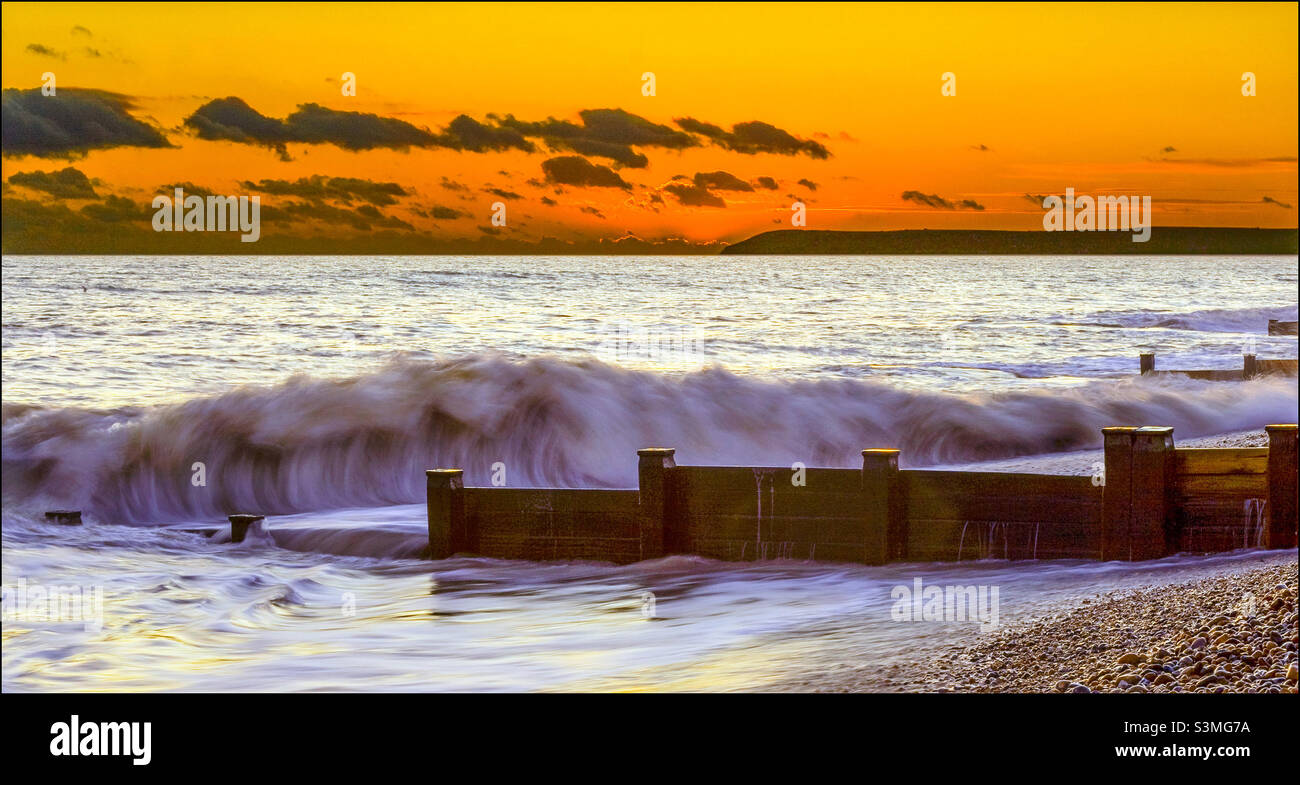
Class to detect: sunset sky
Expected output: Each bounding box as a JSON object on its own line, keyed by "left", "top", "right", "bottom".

{"left": 2, "top": 1, "right": 1297, "bottom": 251}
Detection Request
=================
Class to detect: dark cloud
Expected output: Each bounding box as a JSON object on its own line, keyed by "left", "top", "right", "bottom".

{"left": 541, "top": 156, "right": 631, "bottom": 189}
{"left": 663, "top": 182, "right": 726, "bottom": 208}
{"left": 159, "top": 181, "right": 216, "bottom": 198}
{"left": 972, "top": 144, "right": 991, "bottom": 152}
{"left": 1162, "top": 146, "right": 1177, "bottom": 153}
{"left": 429, "top": 205, "right": 469, "bottom": 219}
{"left": 7, "top": 166, "right": 98, "bottom": 199}
{"left": 1152, "top": 156, "right": 1296, "bottom": 167}
{"left": 675, "top": 117, "right": 831, "bottom": 159}
{"left": 71, "top": 26, "right": 93, "bottom": 37}
{"left": 26, "top": 44, "right": 66, "bottom": 60}
{"left": 754, "top": 176, "right": 779, "bottom": 190}
{"left": 282, "top": 103, "right": 441, "bottom": 150}
{"left": 183, "top": 97, "right": 295, "bottom": 156}
{"left": 539, "top": 196, "right": 557, "bottom": 206}
{"left": 483, "top": 187, "right": 523, "bottom": 200}
{"left": 436, "top": 114, "right": 533, "bottom": 152}
{"left": 797, "top": 178, "right": 818, "bottom": 191}
{"left": 1262, "top": 196, "right": 1293, "bottom": 209}
{"left": 266, "top": 199, "right": 414, "bottom": 232}
{"left": 1023, "top": 193, "right": 1050, "bottom": 206}
{"left": 440, "top": 177, "right": 469, "bottom": 192}
{"left": 240, "top": 175, "right": 408, "bottom": 206}
{"left": 2, "top": 88, "right": 172, "bottom": 158}
{"left": 79, "top": 194, "right": 140, "bottom": 223}
{"left": 185, "top": 97, "right": 446, "bottom": 155}
{"left": 579, "top": 205, "right": 606, "bottom": 219}
{"left": 902, "top": 190, "right": 983, "bottom": 210}
{"left": 693, "top": 171, "right": 753, "bottom": 191}
{"left": 497, "top": 108, "right": 696, "bottom": 168}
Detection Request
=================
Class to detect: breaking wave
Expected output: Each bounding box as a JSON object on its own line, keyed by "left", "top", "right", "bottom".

{"left": 4, "top": 353, "right": 1296, "bottom": 524}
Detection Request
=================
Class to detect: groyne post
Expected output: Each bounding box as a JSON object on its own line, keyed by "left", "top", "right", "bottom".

{"left": 637, "top": 448, "right": 677, "bottom": 559}
{"left": 1131, "top": 427, "right": 1176, "bottom": 560}
{"left": 861, "top": 449, "right": 903, "bottom": 564}
{"left": 1265, "top": 424, "right": 1298, "bottom": 550}
{"left": 1100, "top": 427, "right": 1138, "bottom": 560}
{"left": 1139, "top": 353, "right": 1155, "bottom": 374}
{"left": 228, "top": 514, "right": 264, "bottom": 543}
{"left": 426, "top": 469, "right": 466, "bottom": 559}
{"left": 44, "top": 510, "right": 82, "bottom": 526}
{"left": 1243, "top": 354, "right": 1258, "bottom": 380}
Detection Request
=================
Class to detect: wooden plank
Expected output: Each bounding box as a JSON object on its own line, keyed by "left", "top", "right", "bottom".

{"left": 1173, "top": 448, "right": 1268, "bottom": 476}
{"left": 1147, "top": 369, "right": 1243, "bottom": 381}
{"left": 902, "top": 470, "right": 1100, "bottom": 524}
{"left": 1172, "top": 474, "right": 1267, "bottom": 497}
{"left": 463, "top": 488, "right": 639, "bottom": 513}
{"left": 1258, "top": 358, "right": 1298, "bottom": 376}
{"left": 673, "top": 465, "right": 860, "bottom": 494}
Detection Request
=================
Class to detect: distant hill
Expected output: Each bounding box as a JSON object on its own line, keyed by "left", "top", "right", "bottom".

{"left": 721, "top": 228, "right": 1300, "bottom": 255}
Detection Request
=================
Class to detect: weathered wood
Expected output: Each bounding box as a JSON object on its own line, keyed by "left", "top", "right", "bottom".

{"left": 1265, "top": 424, "right": 1298, "bottom": 549}
{"left": 1268, "top": 319, "right": 1298, "bottom": 336}
{"left": 862, "top": 449, "right": 903, "bottom": 563}
{"left": 426, "top": 469, "right": 466, "bottom": 558}
{"left": 1101, "top": 426, "right": 1138, "bottom": 561}
{"left": 906, "top": 517, "right": 1099, "bottom": 561}
{"left": 1139, "top": 353, "right": 1155, "bottom": 374}
{"left": 637, "top": 448, "right": 676, "bottom": 560}
{"left": 1257, "top": 358, "right": 1299, "bottom": 376}
{"left": 1172, "top": 473, "right": 1268, "bottom": 497}
{"left": 902, "top": 471, "right": 1099, "bottom": 523}
{"left": 44, "top": 510, "right": 82, "bottom": 526}
{"left": 463, "top": 488, "right": 636, "bottom": 512}
{"left": 228, "top": 513, "right": 264, "bottom": 544}
{"left": 1173, "top": 448, "right": 1269, "bottom": 476}
{"left": 1147, "top": 369, "right": 1243, "bottom": 381}
{"left": 669, "top": 465, "right": 861, "bottom": 495}
{"left": 1130, "top": 426, "right": 1175, "bottom": 560}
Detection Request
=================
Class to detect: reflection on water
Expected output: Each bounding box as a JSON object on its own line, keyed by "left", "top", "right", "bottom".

{"left": 4, "top": 511, "right": 1292, "bottom": 692}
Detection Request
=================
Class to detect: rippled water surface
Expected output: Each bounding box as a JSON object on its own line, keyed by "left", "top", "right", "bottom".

{"left": 2, "top": 255, "right": 1296, "bottom": 691}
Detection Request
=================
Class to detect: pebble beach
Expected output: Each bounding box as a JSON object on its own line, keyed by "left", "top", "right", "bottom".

{"left": 905, "top": 559, "right": 1298, "bottom": 694}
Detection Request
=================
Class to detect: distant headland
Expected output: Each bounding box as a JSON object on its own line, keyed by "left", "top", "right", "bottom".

{"left": 721, "top": 228, "right": 1299, "bottom": 255}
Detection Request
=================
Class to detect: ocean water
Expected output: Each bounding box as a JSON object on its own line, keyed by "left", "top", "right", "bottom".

{"left": 2, "top": 254, "right": 1297, "bottom": 691}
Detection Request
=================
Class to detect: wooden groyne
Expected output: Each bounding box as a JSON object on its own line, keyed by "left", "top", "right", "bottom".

{"left": 426, "top": 424, "right": 1298, "bottom": 565}
{"left": 1138, "top": 352, "right": 1298, "bottom": 380}
{"left": 1268, "top": 319, "right": 1298, "bottom": 336}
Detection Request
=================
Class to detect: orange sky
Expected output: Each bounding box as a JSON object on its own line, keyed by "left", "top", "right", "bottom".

{"left": 3, "top": 1, "right": 1297, "bottom": 247}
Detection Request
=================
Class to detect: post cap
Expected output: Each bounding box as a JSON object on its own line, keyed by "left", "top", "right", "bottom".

{"left": 861, "top": 448, "right": 900, "bottom": 456}
{"left": 1134, "top": 426, "right": 1174, "bottom": 449}
{"left": 1265, "top": 424, "right": 1298, "bottom": 433}
{"left": 228, "top": 514, "right": 265, "bottom": 523}
{"left": 44, "top": 510, "right": 82, "bottom": 524}
{"left": 637, "top": 448, "right": 676, "bottom": 457}
{"left": 426, "top": 468, "right": 465, "bottom": 476}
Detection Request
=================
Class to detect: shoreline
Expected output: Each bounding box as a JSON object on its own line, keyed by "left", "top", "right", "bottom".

{"left": 889, "top": 557, "right": 1299, "bottom": 694}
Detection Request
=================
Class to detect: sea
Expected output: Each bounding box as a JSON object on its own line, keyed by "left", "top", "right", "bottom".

{"left": 2, "top": 254, "right": 1297, "bottom": 691}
